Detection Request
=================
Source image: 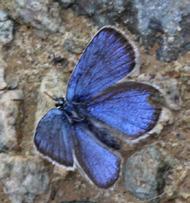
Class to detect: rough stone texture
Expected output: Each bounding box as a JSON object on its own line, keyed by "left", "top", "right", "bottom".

{"left": 0, "top": 67, "right": 6, "bottom": 90}
{"left": 59, "top": 0, "right": 76, "bottom": 8}
{"left": 0, "top": 10, "right": 14, "bottom": 44}
{"left": 0, "top": 55, "right": 22, "bottom": 152}
{"left": 0, "top": 154, "right": 50, "bottom": 203}
{"left": 15, "top": 0, "right": 64, "bottom": 33}
{"left": 133, "top": 0, "right": 190, "bottom": 62}
{"left": 61, "top": 201, "right": 96, "bottom": 203}
{"left": 60, "top": 0, "right": 129, "bottom": 26}
{"left": 0, "top": 56, "right": 7, "bottom": 90}
{"left": 63, "top": 37, "right": 86, "bottom": 54}
{"left": 164, "top": 163, "right": 190, "bottom": 202}
{"left": 0, "top": 90, "right": 23, "bottom": 152}
{"left": 59, "top": 0, "right": 190, "bottom": 62}
{"left": 157, "top": 78, "right": 182, "bottom": 110}
{"left": 124, "top": 145, "right": 176, "bottom": 202}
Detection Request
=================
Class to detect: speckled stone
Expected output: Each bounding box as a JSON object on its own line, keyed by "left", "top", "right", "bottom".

{"left": 0, "top": 154, "right": 50, "bottom": 203}
{"left": 0, "top": 10, "right": 8, "bottom": 21}
{"left": 0, "top": 10, "right": 14, "bottom": 44}
{"left": 59, "top": 0, "right": 128, "bottom": 26}
{"left": 61, "top": 0, "right": 190, "bottom": 62}
{"left": 61, "top": 201, "right": 95, "bottom": 203}
{"left": 15, "top": 0, "right": 64, "bottom": 33}
{"left": 124, "top": 145, "right": 175, "bottom": 202}
{"left": 133, "top": 0, "right": 190, "bottom": 62}
{"left": 59, "top": 0, "right": 76, "bottom": 8}
{"left": 0, "top": 57, "right": 7, "bottom": 90}
{"left": 0, "top": 90, "right": 23, "bottom": 152}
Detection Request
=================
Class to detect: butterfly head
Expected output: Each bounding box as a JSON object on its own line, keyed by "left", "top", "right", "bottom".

{"left": 44, "top": 91, "right": 66, "bottom": 108}
{"left": 54, "top": 97, "right": 66, "bottom": 108}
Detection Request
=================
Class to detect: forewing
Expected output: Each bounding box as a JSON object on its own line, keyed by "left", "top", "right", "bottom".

{"left": 73, "top": 123, "right": 120, "bottom": 188}
{"left": 86, "top": 82, "right": 161, "bottom": 139}
{"left": 34, "top": 108, "right": 73, "bottom": 167}
{"left": 66, "top": 27, "right": 138, "bottom": 102}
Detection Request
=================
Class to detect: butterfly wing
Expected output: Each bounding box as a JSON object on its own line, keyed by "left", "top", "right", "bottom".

{"left": 34, "top": 108, "right": 73, "bottom": 167}
{"left": 73, "top": 123, "right": 120, "bottom": 188}
{"left": 85, "top": 82, "right": 161, "bottom": 139}
{"left": 86, "top": 120, "right": 121, "bottom": 150}
{"left": 66, "top": 27, "right": 138, "bottom": 102}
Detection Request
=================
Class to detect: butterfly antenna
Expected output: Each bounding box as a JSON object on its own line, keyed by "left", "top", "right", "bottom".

{"left": 44, "top": 91, "right": 57, "bottom": 101}
{"left": 12, "top": 98, "right": 24, "bottom": 101}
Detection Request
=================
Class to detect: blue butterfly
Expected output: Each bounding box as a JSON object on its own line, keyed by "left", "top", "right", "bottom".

{"left": 34, "top": 27, "right": 161, "bottom": 188}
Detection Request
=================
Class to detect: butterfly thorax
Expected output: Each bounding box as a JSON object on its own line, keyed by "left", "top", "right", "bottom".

{"left": 54, "top": 97, "right": 85, "bottom": 123}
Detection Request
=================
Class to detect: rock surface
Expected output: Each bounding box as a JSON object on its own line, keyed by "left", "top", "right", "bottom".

{"left": 59, "top": 0, "right": 128, "bottom": 26}
{"left": 59, "top": 0, "right": 190, "bottom": 62}
{"left": 0, "top": 56, "right": 7, "bottom": 90}
{"left": 0, "top": 154, "right": 50, "bottom": 203}
{"left": 0, "top": 55, "right": 23, "bottom": 152}
{"left": 124, "top": 145, "right": 176, "bottom": 202}
{"left": 61, "top": 201, "right": 96, "bottom": 203}
{"left": 133, "top": 0, "right": 190, "bottom": 62}
{"left": 15, "top": 0, "right": 64, "bottom": 33}
{"left": 0, "top": 10, "right": 14, "bottom": 44}
{"left": 0, "top": 90, "right": 23, "bottom": 152}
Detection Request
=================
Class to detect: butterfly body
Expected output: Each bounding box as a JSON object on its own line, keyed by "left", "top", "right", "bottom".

{"left": 34, "top": 26, "right": 162, "bottom": 188}
{"left": 50, "top": 96, "right": 84, "bottom": 123}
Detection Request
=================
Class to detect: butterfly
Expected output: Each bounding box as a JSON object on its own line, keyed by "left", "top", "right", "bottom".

{"left": 34, "top": 27, "right": 162, "bottom": 188}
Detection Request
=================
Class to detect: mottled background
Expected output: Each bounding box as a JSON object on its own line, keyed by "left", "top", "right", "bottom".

{"left": 0, "top": 1, "right": 189, "bottom": 203}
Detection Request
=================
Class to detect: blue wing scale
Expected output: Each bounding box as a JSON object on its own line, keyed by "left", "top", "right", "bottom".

{"left": 34, "top": 108, "right": 74, "bottom": 167}
{"left": 86, "top": 82, "right": 161, "bottom": 139}
{"left": 73, "top": 123, "right": 120, "bottom": 188}
{"left": 67, "top": 27, "right": 137, "bottom": 102}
